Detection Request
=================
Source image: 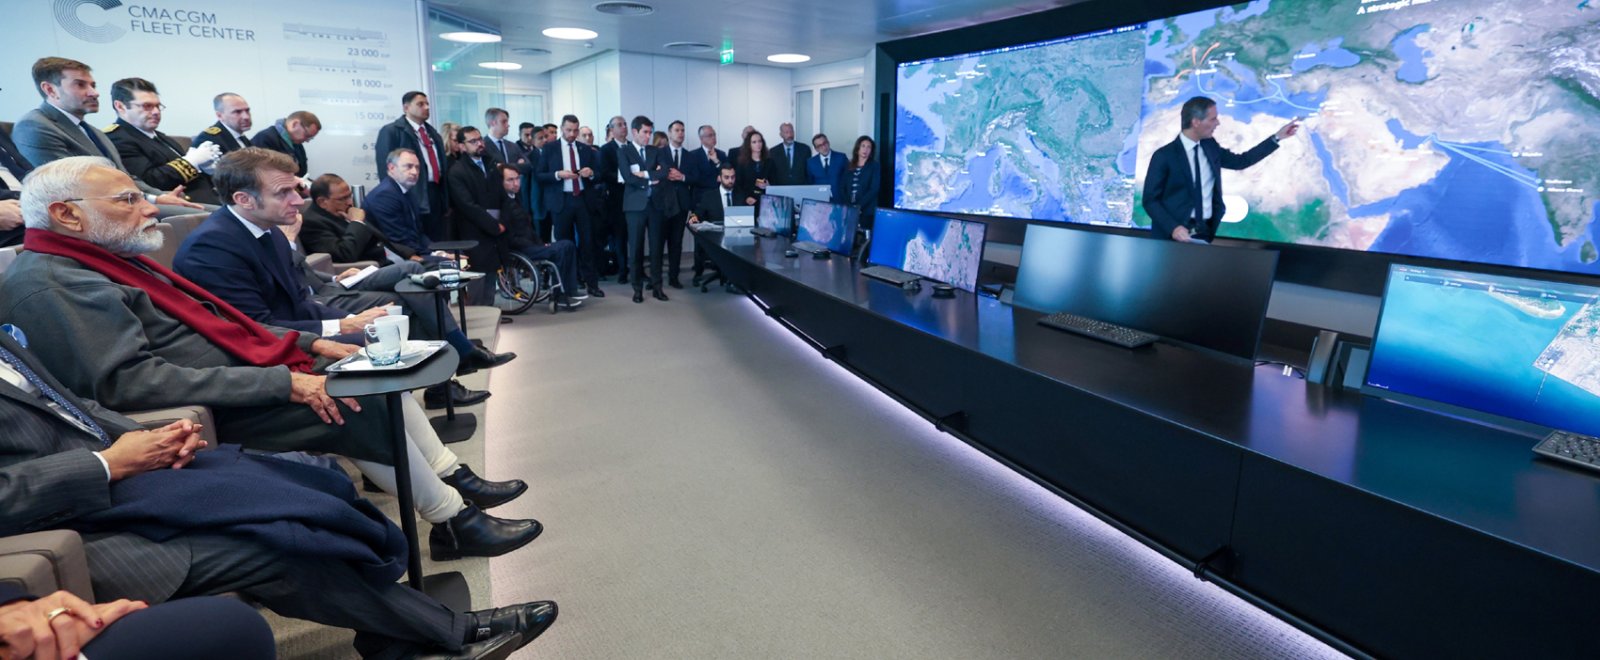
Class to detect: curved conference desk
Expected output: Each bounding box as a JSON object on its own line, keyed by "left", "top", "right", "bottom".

{"left": 697, "top": 229, "right": 1600, "bottom": 659}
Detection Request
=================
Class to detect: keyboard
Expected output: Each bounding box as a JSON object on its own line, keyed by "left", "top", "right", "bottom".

{"left": 792, "top": 241, "right": 829, "bottom": 254}
{"left": 1533, "top": 430, "right": 1600, "bottom": 475}
{"left": 860, "top": 265, "right": 921, "bottom": 286}
{"left": 1037, "top": 311, "right": 1158, "bottom": 349}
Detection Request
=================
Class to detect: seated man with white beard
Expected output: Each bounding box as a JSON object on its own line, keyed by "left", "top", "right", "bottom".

{"left": 0, "top": 156, "right": 539, "bottom": 562}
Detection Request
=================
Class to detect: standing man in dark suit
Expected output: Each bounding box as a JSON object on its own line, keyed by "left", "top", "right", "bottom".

{"left": 517, "top": 122, "right": 551, "bottom": 243}
{"left": 767, "top": 122, "right": 811, "bottom": 185}
{"left": 535, "top": 114, "right": 604, "bottom": 298}
{"left": 0, "top": 124, "right": 35, "bottom": 247}
{"left": 682, "top": 124, "right": 726, "bottom": 204}
{"left": 620, "top": 115, "right": 669, "bottom": 303}
{"left": 191, "top": 93, "right": 253, "bottom": 156}
{"left": 596, "top": 115, "right": 630, "bottom": 283}
{"left": 1142, "top": 96, "right": 1299, "bottom": 243}
{"left": 726, "top": 125, "right": 755, "bottom": 163}
{"left": 805, "top": 133, "right": 846, "bottom": 191}
{"left": 0, "top": 328, "right": 558, "bottom": 659}
{"left": 104, "top": 78, "right": 221, "bottom": 206}
{"left": 445, "top": 126, "right": 507, "bottom": 302}
{"left": 249, "top": 111, "right": 319, "bottom": 178}
{"left": 656, "top": 120, "right": 693, "bottom": 289}
{"left": 482, "top": 108, "right": 527, "bottom": 170}
{"left": 374, "top": 92, "right": 450, "bottom": 242}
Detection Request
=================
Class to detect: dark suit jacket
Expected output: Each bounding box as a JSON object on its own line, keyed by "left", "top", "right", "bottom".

{"left": 299, "top": 203, "right": 416, "bottom": 264}
{"left": 249, "top": 124, "right": 307, "bottom": 177}
{"left": 1141, "top": 135, "right": 1278, "bottom": 241}
{"left": 105, "top": 119, "right": 219, "bottom": 205}
{"left": 766, "top": 142, "right": 812, "bottom": 185}
{"left": 693, "top": 186, "right": 747, "bottom": 224}
{"left": 619, "top": 142, "right": 665, "bottom": 213}
{"left": 373, "top": 117, "right": 448, "bottom": 215}
{"left": 191, "top": 121, "right": 250, "bottom": 156}
{"left": 597, "top": 140, "right": 626, "bottom": 194}
{"left": 172, "top": 206, "right": 351, "bottom": 337}
{"left": 806, "top": 152, "right": 847, "bottom": 191}
{"left": 734, "top": 158, "right": 770, "bottom": 206}
{"left": 682, "top": 146, "right": 727, "bottom": 199}
{"left": 535, "top": 138, "right": 601, "bottom": 215}
{"left": 446, "top": 157, "right": 505, "bottom": 273}
{"left": 0, "top": 332, "right": 187, "bottom": 602}
{"left": 654, "top": 144, "right": 693, "bottom": 216}
{"left": 363, "top": 177, "right": 430, "bottom": 254}
{"left": 12, "top": 103, "right": 159, "bottom": 195}
{"left": 834, "top": 162, "right": 881, "bottom": 228}
{"left": 0, "top": 125, "right": 35, "bottom": 246}
{"left": 484, "top": 134, "right": 527, "bottom": 172}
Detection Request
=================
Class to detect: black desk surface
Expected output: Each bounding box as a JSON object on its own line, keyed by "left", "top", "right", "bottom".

{"left": 713, "top": 232, "right": 1600, "bottom": 573}
{"left": 325, "top": 345, "right": 460, "bottom": 398}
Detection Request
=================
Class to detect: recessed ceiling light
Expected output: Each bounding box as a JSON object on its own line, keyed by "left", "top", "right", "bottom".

{"left": 511, "top": 47, "right": 553, "bottom": 56}
{"left": 663, "top": 41, "right": 714, "bottom": 53}
{"left": 767, "top": 53, "right": 811, "bottom": 64}
{"left": 543, "top": 27, "right": 598, "bottom": 40}
{"left": 441, "top": 31, "right": 502, "bottom": 43}
{"left": 479, "top": 61, "right": 523, "bottom": 70}
{"left": 594, "top": 1, "right": 654, "bottom": 16}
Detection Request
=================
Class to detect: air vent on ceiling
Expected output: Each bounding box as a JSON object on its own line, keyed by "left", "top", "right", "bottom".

{"left": 511, "top": 47, "right": 553, "bottom": 56}
{"left": 663, "top": 41, "right": 714, "bottom": 53}
{"left": 594, "top": 1, "right": 654, "bottom": 16}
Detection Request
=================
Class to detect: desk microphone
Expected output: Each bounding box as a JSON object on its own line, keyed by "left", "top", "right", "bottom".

{"left": 408, "top": 272, "right": 442, "bottom": 288}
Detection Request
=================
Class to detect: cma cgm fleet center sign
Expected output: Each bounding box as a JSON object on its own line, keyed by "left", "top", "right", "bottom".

{"left": 55, "top": 0, "right": 256, "bottom": 43}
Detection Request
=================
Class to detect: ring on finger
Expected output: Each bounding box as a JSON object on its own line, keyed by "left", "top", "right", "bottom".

{"left": 45, "top": 607, "right": 70, "bottom": 622}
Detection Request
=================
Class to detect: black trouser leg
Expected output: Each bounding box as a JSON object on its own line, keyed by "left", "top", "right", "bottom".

{"left": 660, "top": 210, "right": 687, "bottom": 281}
{"left": 626, "top": 210, "right": 648, "bottom": 291}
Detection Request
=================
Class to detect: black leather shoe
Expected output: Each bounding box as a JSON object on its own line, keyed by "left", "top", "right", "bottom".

{"left": 429, "top": 505, "right": 542, "bottom": 560}
{"left": 668, "top": 278, "right": 683, "bottom": 289}
{"left": 587, "top": 285, "right": 605, "bottom": 298}
{"left": 456, "top": 348, "right": 516, "bottom": 375}
{"left": 425, "top": 381, "right": 490, "bottom": 409}
{"left": 465, "top": 601, "right": 558, "bottom": 648}
{"left": 617, "top": 272, "right": 629, "bottom": 285}
{"left": 652, "top": 287, "right": 669, "bottom": 302}
{"left": 440, "top": 465, "right": 527, "bottom": 510}
{"left": 691, "top": 275, "right": 703, "bottom": 287}
{"left": 632, "top": 289, "right": 644, "bottom": 303}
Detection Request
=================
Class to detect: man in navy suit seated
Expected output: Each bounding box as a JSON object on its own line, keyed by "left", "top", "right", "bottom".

{"left": 366, "top": 148, "right": 439, "bottom": 257}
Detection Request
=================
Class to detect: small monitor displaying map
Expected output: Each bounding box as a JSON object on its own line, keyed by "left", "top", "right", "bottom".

{"left": 758, "top": 195, "right": 795, "bottom": 235}
{"left": 894, "top": 25, "right": 1146, "bottom": 226}
{"left": 868, "top": 209, "right": 987, "bottom": 291}
{"left": 797, "top": 200, "right": 860, "bottom": 254}
{"left": 1366, "top": 265, "right": 1600, "bottom": 437}
{"left": 1135, "top": 0, "right": 1600, "bottom": 274}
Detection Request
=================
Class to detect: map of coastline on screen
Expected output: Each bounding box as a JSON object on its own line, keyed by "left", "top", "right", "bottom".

{"left": 869, "top": 209, "right": 986, "bottom": 290}
{"left": 895, "top": 0, "right": 1600, "bottom": 275}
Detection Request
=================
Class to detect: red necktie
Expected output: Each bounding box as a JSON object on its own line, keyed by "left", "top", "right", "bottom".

{"left": 417, "top": 125, "right": 440, "bottom": 183}
{"left": 568, "top": 141, "right": 582, "bottom": 196}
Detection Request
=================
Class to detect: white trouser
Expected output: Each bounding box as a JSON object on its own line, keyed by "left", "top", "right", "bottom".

{"left": 350, "top": 395, "right": 465, "bottom": 523}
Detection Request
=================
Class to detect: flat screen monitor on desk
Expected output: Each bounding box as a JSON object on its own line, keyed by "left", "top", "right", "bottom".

{"left": 1365, "top": 265, "right": 1600, "bottom": 438}
{"left": 766, "top": 185, "right": 832, "bottom": 204}
{"left": 757, "top": 195, "right": 794, "bottom": 235}
{"left": 797, "top": 199, "right": 860, "bottom": 255}
{"left": 868, "top": 208, "right": 987, "bottom": 291}
{"left": 1012, "top": 225, "right": 1278, "bottom": 360}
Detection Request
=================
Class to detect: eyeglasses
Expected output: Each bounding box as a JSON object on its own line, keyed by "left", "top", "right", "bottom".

{"left": 129, "top": 103, "right": 165, "bottom": 112}
{"left": 64, "top": 191, "right": 145, "bottom": 206}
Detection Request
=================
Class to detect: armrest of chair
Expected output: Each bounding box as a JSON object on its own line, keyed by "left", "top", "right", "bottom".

{"left": 122, "top": 405, "right": 217, "bottom": 447}
{"left": 306, "top": 252, "right": 334, "bottom": 277}
{"left": 0, "top": 530, "right": 93, "bottom": 601}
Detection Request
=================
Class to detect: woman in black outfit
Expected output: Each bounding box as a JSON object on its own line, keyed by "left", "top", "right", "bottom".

{"left": 833, "top": 135, "right": 880, "bottom": 230}
{"left": 734, "top": 130, "right": 770, "bottom": 205}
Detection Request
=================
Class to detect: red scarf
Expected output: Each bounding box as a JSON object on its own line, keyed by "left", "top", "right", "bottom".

{"left": 23, "top": 229, "right": 315, "bottom": 373}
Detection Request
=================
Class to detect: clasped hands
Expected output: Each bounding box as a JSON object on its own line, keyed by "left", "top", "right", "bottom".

{"left": 0, "top": 590, "right": 146, "bottom": 660}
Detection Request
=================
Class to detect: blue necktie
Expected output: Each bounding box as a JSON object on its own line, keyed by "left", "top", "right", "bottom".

{"left": 79, "top": 121, "right": 114, "bottom": 161}
{"left": 0, "top": 343, "right": 112, "bottom": 446}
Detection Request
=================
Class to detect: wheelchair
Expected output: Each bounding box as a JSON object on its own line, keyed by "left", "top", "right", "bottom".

{"left": 494, "top": 251, "right": 565, "bottom": 315}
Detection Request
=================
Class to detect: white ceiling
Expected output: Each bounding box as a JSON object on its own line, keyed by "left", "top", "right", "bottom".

{"left": 427, "top": 0, "right": 1078, "bottom": 73}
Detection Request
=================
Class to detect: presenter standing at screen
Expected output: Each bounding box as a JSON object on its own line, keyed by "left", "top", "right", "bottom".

{"left": 1142, "top": 96, "right": 1298, "bottom": 243}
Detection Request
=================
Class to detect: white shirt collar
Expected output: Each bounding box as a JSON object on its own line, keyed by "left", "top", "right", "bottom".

{"left": 393, "top": 175, "right": 412, "bottom": 194}
{"left": 226, "top": 124, "right": 247, "bottom": 141}
{"left": 137, "top": 125, "right": 161, "bottom": 141}
{"left": 226, "top": 205, "right": 271, "bottom": 239}
{"left": 1178, "top": 133, "right": 1202, "bottom": 152}
{"left": 406, "top": 117, "right": 427, "bottom": 134}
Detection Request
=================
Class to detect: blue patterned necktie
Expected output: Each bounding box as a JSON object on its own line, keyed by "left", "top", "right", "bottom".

{"left": 0, "top": 343, "right": 112, "bottom": 446}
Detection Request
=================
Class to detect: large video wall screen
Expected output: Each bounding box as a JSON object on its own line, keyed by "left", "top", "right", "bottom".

{"left": 893, "top": 0, "right": 1600, "bottom": 275}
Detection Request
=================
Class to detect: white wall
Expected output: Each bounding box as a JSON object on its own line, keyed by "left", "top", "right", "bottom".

{"left": 790, "top": 52, "right": 876, "bottom": 143}
{"left": 549, "top": 51, "right": 793, "bottom": 147}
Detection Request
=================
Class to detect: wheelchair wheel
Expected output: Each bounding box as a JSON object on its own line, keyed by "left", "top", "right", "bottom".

{"left": 494, "top": 252, "right": 543, "bottom": 315}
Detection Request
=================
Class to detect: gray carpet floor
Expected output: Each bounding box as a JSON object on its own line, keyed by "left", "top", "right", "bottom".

{"left": 483, "top": 278, "right": 1349, "bottom": 659}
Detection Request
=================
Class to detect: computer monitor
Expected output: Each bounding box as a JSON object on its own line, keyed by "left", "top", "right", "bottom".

{"left": 797, "top": 199, "right": 860, "bottom": 254}
{"left": 757, "top": 195, "right": 795, "bottom": 235}
{"left": 1365, "top": 264, "right": 1600, "bottom": 437}
{"left": 868, "top": 208, "right": 988, "bottom": 291}
{"left": 1012, "top": 225, "right": 1278, "bottom": 360}
{"left": 765, "top": 184, "right": 832, "bottom": 204}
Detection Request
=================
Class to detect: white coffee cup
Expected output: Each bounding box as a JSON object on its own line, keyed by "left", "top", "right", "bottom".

{"left": 374, "top": 314, "right": 410, "bottom": 345}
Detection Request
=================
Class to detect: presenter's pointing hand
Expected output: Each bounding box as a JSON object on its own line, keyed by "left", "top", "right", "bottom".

{"left": 1277, "top": 118, "right": 1301, "bottom": 141}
